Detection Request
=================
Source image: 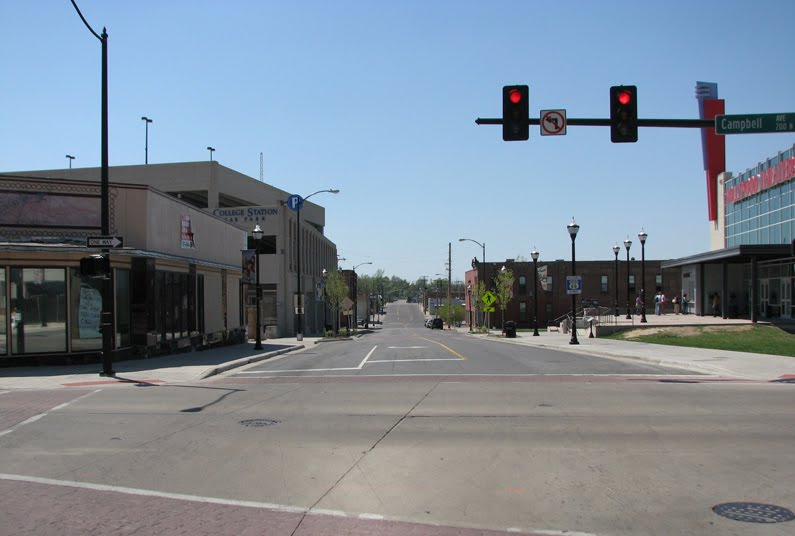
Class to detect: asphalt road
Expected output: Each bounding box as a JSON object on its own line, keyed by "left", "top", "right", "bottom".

{"left": 234, "top": 301, "right": 695, "bottom": 378}
{"left": 1, "top": 301, "right": 794, "bottom": 536}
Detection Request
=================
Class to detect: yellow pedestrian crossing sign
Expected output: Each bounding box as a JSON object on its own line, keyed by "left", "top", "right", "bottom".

{"left": 481, "top": 291, "right": 496, "bottom": 307}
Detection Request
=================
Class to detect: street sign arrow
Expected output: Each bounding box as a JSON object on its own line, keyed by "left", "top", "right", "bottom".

{"left": 87, "top": 236, "right": 124, "bottom": 248}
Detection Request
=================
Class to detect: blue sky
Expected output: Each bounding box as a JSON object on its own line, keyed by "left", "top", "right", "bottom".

{"left": 2, "top": 0, "right": 794, "bottom": 282}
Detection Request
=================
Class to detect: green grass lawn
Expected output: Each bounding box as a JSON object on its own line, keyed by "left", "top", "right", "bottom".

{"left": 606, "top": 325, "right": 795, "bottom": 357}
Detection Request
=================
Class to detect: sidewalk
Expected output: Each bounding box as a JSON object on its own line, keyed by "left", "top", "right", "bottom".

{"left": 457, "top": 313, "right": 795, "bottom": 381}
{"left": 0, "top": 336, "right": 318, "bottom": 390}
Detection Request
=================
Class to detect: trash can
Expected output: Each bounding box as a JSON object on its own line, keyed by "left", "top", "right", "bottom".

{"left": 504, "top": 321, "right": 516, "bottom": 338}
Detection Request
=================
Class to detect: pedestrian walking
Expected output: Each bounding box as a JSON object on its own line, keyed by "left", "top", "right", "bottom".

{"left": 660, "top": 293, "right": 667, "bottom": 315}
{"left": 654, "top": 292, "right": 661, "bottom": 315}
{"left": 712, "top": 292, "right": 721, "bottom": 317}
{"left": 673, "top": 294, "right": 681, "bottom": 315}
{"left": 682, "top": 294, "right": 689, "bottom": 314}
{"left": 635, "top": 294, "right": 643, "bottom": 316}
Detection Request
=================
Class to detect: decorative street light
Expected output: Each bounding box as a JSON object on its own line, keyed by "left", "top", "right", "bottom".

{"left": 66, "top": 155, "right": 75, "bottom": 168}
{"left": 567, "top": 218, "right": 580, "bottom": 345}
{"left": 624, "top": 237, "right": 633, "bottom": 319}
{"left": 207, "top": 146, "right": 215, "bottom": 161}
{"left": 467, "top": 283, "right": 473, "bottom": 331}
{"left": 252, "top": 224, "right": 263, "bottom": 350}
{"left": 638, "top": 229, "right": 648, "bottom": 323}
{"left": 531, "top": 247, "right": 540, "bottom": 336}
{"left": 612, "top": 244, "right": 620, "bottom": 319}
{"left": 321, "top": 268, "right": 328, "bottom": 333}
{"left": 293, "top": 189, "right": 339, "bottom": 340}
{"left": 141, "top": 116, "right": 153, "bottom": 164}
{"left": 459, "top": 238, "right": 486, "bottom": 327}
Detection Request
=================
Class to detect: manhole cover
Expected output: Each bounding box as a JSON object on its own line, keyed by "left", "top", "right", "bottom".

{"left": 713, "top": 502, "right": 795, "bottom": 523}
{"left": 239, "top": 418, "right": 280, "bottom": 428}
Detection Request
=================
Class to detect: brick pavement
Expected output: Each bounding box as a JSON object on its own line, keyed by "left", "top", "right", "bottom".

{"left": 0, "top": 478, "right": 559, "bottom": 536}
{"left": 0, "top": 390, "right": 94, "bottom": 433}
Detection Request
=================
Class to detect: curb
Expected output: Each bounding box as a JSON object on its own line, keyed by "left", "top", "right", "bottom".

{"left": 198, "top": 345, "right": 304, "bottom": 379}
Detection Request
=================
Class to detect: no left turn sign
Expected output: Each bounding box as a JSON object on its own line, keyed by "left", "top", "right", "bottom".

{"left": 540, "top": 109, "right": 566, "bottom": 136}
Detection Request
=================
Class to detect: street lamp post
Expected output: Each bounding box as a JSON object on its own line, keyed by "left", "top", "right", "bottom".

{"left": 459, "top": 238, "right": 486, "bottom": 328}
{"left": 638, "top": 229, "right": 648, "bottom": 323}
{"left": 467, "top": 283, "right": 473, "bottom": 331}
{"left": 293, "top": 189, "right": 339, "bottom": 340}
{"left": 567, "top": 219, "right": 580, "bottom": 345}
{"left": 321, "top": 268, "right": 328, "bottom": 334}
{"left": 70, "top": 1, "right": 113, "bottom": 376}
{"left": 252, "top": 224, "right": 263, "bottom": 350}
{"left": 624, "top": 238, "right": 633, "bottom": 319}
{"left": 613, "top": 244, "right": 620, "bottom": 319}
{"left": 207, "top": 146, "right": 215, "bottom": 161}
{"left": 531, "top": 247, "right": 540, "bottom": 336}
{"left": 352, "top": 262, "right": 373, "bottom": 329}
{"left": 66, "top": 155, "right": 75, "bottom": 168}
{"left": 141, "top": 116, "right": 153, "bottom": 164}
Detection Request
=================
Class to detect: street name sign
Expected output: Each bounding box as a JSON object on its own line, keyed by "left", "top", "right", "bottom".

{"left": 87, "top": 236, "right": 124, "bottom": 248}
{"left": 566, "top": 275, "right": 582, "bottom": 295}
{"left": 715, "top": 113, "right": 795, "bottom": 135}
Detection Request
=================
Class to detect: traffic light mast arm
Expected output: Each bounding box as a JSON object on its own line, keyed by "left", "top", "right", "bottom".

{"left": 476, "top": 117, "right": 715, "bottom": 127}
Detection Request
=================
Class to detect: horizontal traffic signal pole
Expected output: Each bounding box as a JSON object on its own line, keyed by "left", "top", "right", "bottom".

{"left": 476, "top": 117, "right": 715, "bottom": 128}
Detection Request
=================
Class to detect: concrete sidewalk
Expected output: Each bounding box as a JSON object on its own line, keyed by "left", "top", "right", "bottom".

{"left": 0, "top": 336, "right": 318, "bottom": 390}
{"left": 457, "top": 314, "right": 795, "bottom": 381}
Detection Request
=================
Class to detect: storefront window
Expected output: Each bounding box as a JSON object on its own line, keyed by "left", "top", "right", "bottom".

{"left": 10, "top": 268, "right": 66, "bottom": 354}
{"left": 116, "top": 269, "right": 131, "bottom": 347}
{"left": 70, "top": 269, "right": 102, "bottom": 352}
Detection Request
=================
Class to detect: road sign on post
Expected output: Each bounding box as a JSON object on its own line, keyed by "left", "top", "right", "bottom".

{"left": 715, "top": 113, "right": 795, "bottom": 135}
{"left": 286, "top": 194, "right": 304, "bottom": 211}
{"left": 540, "top": 109, "right": 567, "bottom": 136}
{"left": 566, "top": 276, "right": 583, "bottom": 295}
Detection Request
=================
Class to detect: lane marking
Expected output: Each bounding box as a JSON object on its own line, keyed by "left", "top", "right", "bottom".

{"left": 240, "top": 345, "right": 377, "bottom": 374}
{"left": 368, "top": 359, "right": 461, "bottom": 363}
{"left": 0, "top": 473, "right": 597, "bottom": 535}
{"left": 356, "top": 346, "right": 378, "bottom": 369}
{"left": 0, "top": 390, "right": 100, "bottom": 437}
{"left": 416, "top": 336, "right": 467, "bottom": 360}
{"left": 387, "top": 346, "right": 428, "bottom": 349}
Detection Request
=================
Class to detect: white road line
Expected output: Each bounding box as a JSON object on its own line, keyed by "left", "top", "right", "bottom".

{"left": 0, "top": 390, "right": 99, "bottom": 437}
{"left": 368, "top": 359, "right": 462, "bottom": 363}
{"left": 356, "top": 345, "right": 378, "bottom": 369}
{"left": 387, "top": 346, "right": 428, "bottom": 349}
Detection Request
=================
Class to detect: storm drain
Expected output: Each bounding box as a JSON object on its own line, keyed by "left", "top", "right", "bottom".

{"left": 238, "top": 418, "right": 280, "bottom": 428}
{"left": 712, "top": 502, "right": 795, "bottom": 523}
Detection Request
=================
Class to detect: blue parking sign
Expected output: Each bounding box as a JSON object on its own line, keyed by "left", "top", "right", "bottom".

{"left": 286, "top": 194, "right": 304, "bottom": 211}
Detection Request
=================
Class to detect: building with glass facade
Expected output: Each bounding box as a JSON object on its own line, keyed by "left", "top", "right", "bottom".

{"left": 664, "top": 144, "right": 794, "bottom": 321}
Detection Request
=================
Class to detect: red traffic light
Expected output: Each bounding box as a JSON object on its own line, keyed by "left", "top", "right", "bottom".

{"left": 509, "top": 89, "right": 523, "bottom": 104}
{"left": 618, "top": 90, "right": 632, "bottom": 105}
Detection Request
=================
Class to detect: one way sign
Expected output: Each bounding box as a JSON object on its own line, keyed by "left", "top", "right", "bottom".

{"left": 87, "top": 236, "right": 124, "bottom": 248}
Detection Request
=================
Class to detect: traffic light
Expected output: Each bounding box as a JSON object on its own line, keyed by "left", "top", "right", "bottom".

{"left": 502, "top": 85, "right": 529, "bottom": 141}
{"left": 610, "top": 85, "right": 638, "bottom": 143}
{"left": 80, "top": 254, "right": 110, "bottom": 278}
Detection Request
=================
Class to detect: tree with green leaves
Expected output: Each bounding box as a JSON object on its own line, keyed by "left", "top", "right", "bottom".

{"left": 494, "top": 267, "right": 514, "bottom": 331}
{"left": 324, "top": 270, "right": 349, "bottom": 336}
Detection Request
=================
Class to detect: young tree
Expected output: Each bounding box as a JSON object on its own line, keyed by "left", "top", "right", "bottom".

{"left": 325, "top": 270, "right": 349, "bottom": 336}
{"left": 494, "top": 267, "right": 514, "bottom": 331}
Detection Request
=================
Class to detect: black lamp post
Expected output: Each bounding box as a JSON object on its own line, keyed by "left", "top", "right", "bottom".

{"left": 531, "top": 247, "right": 540, "bottom": 336}
{"left": 613, "top": 244, "right": 620, "bottom": 318}
{"left": 207, "top": 146, "right": 215, "bottom": 161}
{"left": 252, "top": 224, "right": 263, "bottom": 350}
{"left": 467, "top": 284, "right": 473, "bottom": 332}
{"left": 293, "top": 189, "right": 339, "bottom": 340}
{"left": 141, "top": 116, "right": 153, "bottom": 164}
{"left": 66, "top": 154, "right": 75, "bottom": 168}
{"left": 352, "top": 261, "right": 373, "bottom": 329}
{"left": 638, "top": 229, "right": 648, "bottom": 323}
{"left": 567, "top": 218, "right": 580, "bottom": 345}
{"left": 624, "top": 238, "right": 633, "bottom": 319}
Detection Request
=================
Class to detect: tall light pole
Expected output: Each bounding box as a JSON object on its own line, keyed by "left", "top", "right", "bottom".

{"left": 66, "top": 155, "right": 75, "bottom": 168}
{"left": 252, "top": 224, "right": 263, "bottom": 349}
{"left": 352, "top": 261, "right": 372, "bottom": 329}
{"left": 638, "top": 229, "right": 648, "bottom": 323}
{"left": 613, "top": 244, "right": 620, "bottom": 319}
{"left": 531, "top": 247, "right": 540, "bottom": 336}
{"left": 70, "top": 0, "right": 113, "bottom": 376}
{"left": 141, "top": 116, "right": 152, "bottom": 164}
{"left": 292, "top": 188, "right": 339, "bottom": 340}
{"left": 624, "top": 238, "right": 633, "bottom": 319}
{"left": 321, "top": 268, "right": 328, "bottom": 332}
{"left": 567, "top": 218, "right": 580, "bottom": 345}
{"left": 459, "top": 238, "right": 486, "bottom": 327}
{"left": 207, "top": 146, "right": 215, "bottom": 161}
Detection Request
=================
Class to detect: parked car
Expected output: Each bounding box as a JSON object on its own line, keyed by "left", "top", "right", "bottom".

{"left": 425, "top": 319, "right": 433, "bottom": 328}
{"left": 431, "top": 317, "right": 444, "bottom": 329}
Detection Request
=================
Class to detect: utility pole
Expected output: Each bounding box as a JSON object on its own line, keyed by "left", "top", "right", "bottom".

{"left": 447, "top": 242, "right": 452, "bottom": 327}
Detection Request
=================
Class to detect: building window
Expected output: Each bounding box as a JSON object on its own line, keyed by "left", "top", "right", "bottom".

{"left": 69, "top": 269, "right": 102, "bottom": 352}
{"left": 655, "top": 274, "right": 663, "bottom": 292}
{"left": 629, "top": 274, "right": 636, "bottom": 293}
{"left": 518, "top": 276, "right": 527, "bottom": 295}
{"left": 601, "top": 275, "right": 608, "bottom": 293}
{"left": 10, "top": 268, "right": 67, "bottom": 354}
{"left": 519, "top": 302, "right": 527, "bottom": 321}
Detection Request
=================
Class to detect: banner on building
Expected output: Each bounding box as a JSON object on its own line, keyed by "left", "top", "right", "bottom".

{"left": 181, "top": 213, "right": 196, "bottom": 249}
{"left": 538, "top": 265, "right": 550, "bottom": 291}
{"left": 242, "top": 249, "right": 256, "bottom": 284}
